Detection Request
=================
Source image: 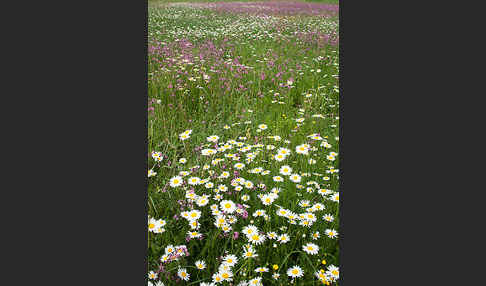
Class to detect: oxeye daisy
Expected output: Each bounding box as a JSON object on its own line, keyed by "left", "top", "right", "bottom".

{"left": 242, "top": 225, "right": 258, "bottom": 236}
{"left": 248, "top": 233, "right": 266, "bottom": 245}
{"left": 323, "top": 214, "right": 334, "bottom": 222}
{"left": 234, "top": 163, "right": 245, "bottom": 170}
{"left": 220, "top": 270, "right": 233, "bottom": 281}
{"left": 188, "top": 210, "right": 201, "bottom": 221}
{"left": 255, "top": 267, "right": 269, "bottom": 273}
{"left": 196, "top": 197, "right": 209, "bottom": 207}
{"left": 260, "top": 194, "right": 275, "bottom": 206}
{"left": 248, "top": 277, "right": 263, "bottom": 286}
{"left": 287, "top": 266, "right": 304, "bottom": 278}
{"left": 277, "top": 208, "right": 289, "bottom": 217}
{"left": 302, "top": 243, "right": 319, "bottom": 255}
{"left": 330, "top": 193, "right": 339, "bottom": 203}
{"left": 258, "top": 124, "right": 268, "bottom": 130}
{"left": 207, "top": 135, "right": 220, "bottom": 142}
{"left": 327, "top": 265, "right": 340, "bottom": 280}
{"left": 169, "top": 176, "right": 183, "bottom": 188}
{"left": 148, "top": 169, "right": 157, "bottom": 178}
{"left": 148, "top": 271, "right": 158, "bottom": 280}
{"left": 279, "top": 165, "right": 292, "bottom": 176}
{"left": 195, "top": 260, "right": 206, "bottom": 270}
{"left": 267, "top": 232, "right": 278, "bottom": 240}
{"left": 274, "top": 153, "right": 286, "bottom": 161}
{"left": 242, "top": 246, "right": 258, "bottom": 259}
{"left": 179, "top": 133, "right": 190, "bottom": 141}
{"left": 165, "top": 245, "right": 175, "bottom": 255}
{"left": 326, "top": 229, "right": 338, "bottom": 238}
{"left": 244, "top": 181, "right": 254, "bottom": 189}
{"left": 295, "top": 144, "right": 309, "bottom": 155}
{"left": 223, "top": 254, "right": 238, "bottom": 267}
{"left": 212, "top": 273, "right": 223, "bottom": 284}
{"left": 278, "top": 233, "right": 290, "bottom": 244}
{"left": 253, "top": 209, "right": 265, "bottom": 217}
{"left": 272, "top": 176, "right": 284, "bottom": 182}
{"left": 187, "top": 231, "right": 202, "bottom": 239}
{"left": 277, "top": 147, "right": 291, "bottom": 156}
{"left": 187, "top": 176, "right": 201, "bottom": 185}
{"left": 220, "top": 200, "right": 236, "bottom": 214}
{"left": 289, "top": 174, "right": 302, "bottom": 183}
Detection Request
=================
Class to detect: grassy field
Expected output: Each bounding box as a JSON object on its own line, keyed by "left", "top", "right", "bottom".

{"left": 148, "top": 1, "right": 339, "bottom": 285}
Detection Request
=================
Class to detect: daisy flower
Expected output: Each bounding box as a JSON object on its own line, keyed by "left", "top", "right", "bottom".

{"left": 302, "top": 243, "right": 319, "bottom": 255}
{"left": 289, "top": 174, "right": 302, "bottom": 183}
{"left": 220, "top": 200, "right": 236, "bottom": 214}
{"left": 278, "top": 233, "right": 290, "bottom": 244}
{"left": 248, "top": 233, "right": 266, "bottom": 245}
{"left": 330, "top": 193, "right": 339, "bottom": 203}
{"left": 177, "top": 268, "right": 190, "bottom": 281}
{"left": 187, "top": 231, "right": 202, "bottom": 239}
{"left": 327, "top": 265, "right": 340, "bottom": 280}
{"left": 272, "top": 176, "right": 284, "bottom": 182}
{"left": 323, "top": 214, "right": 334, "bottom": 222}
{"left": 234, "top": 163, "right": 245, "bottom": 170}
{"left": 260, "top": 194, "right": 275, "bottom": 206}
{"left": 242, "top": 246, "right": 258, "bottom": 259}
{"left": 258, "top": 124, "right": 268, "bottom": 130}
{"left": 223, "top": 254, "right": 238, "bottom": 267}
{"left": 164, "top": 245, "right": 175, "bottom": 255}
{"left": 187, "top": 210, "right": 201, "bottom": 221}
{"left": 187, "top": 176, "right": 201, "bottom": 185}
{"left": 207, "top": 135, "right": 220, "bottom": 142}
{"left": 325, "top": 229, "right": 338, "bottom": 238}
{"left": 179, "top": 133, "right": 190, "bottom": 140}
{"left": 274, "top": 153, "right": 286, "bottom": 162}
{"left": 169, "top": 176, "right": 183, "bottom": 188}
{"left": 287, "top": 266, "right": 304, "bottom": 278}
{"left": 242, "top": 225, "right": 258, "bottom": 236}
{"left": 195, "top": 260, "right": 206, "bottom": 270}
{"left": 148, "top": 271, "right": 158, "bottom": 280}
{"left": 295, "top": 144, "right": 309, "bottom": 155}
{"left": 148, "top": 169, "right": 157, "bottom": 178}
{"left": 220, "top": 269, "right": 233, "bottom": 281}
{"left": 279, "top": 165, "right": 292, "bottom": 176}
{"left": 267, "top": 232, "right": 278, "bottom": 240}
{"left": 212, "top": 273, "right": 223, "bottom": 284}
{"left": 248, "top": 277, "right": 262, "bottom": 286}
{"left": 252, "top": 209, "right": 265, "bottom": 217}
{"left": 255, "top": 267, "right": 269, "bottom": 273}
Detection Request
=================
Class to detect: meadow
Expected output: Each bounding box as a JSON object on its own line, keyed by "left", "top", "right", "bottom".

{"left": 148, "top": 1, "right": 339, "bottom": 285}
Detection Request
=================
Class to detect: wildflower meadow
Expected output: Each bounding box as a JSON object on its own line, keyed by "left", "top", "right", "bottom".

{"left": 148, "top": 0, "right": 340, "bottom": 285}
